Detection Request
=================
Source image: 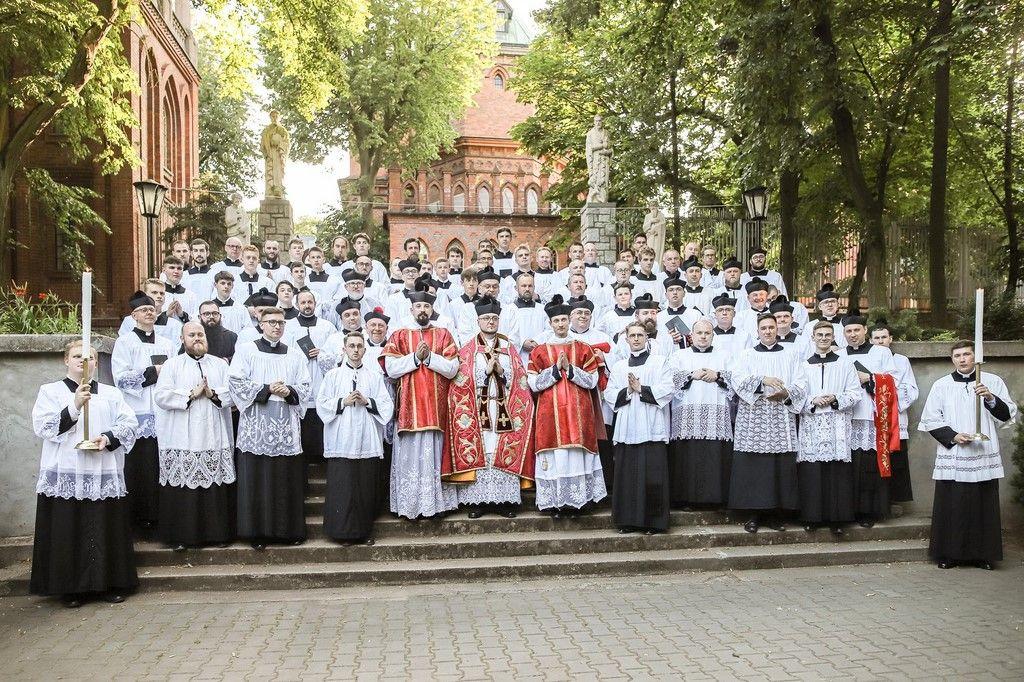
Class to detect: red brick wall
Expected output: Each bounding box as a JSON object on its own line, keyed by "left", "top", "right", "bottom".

{"left": 5, "top": 4, "right": 199, "bottom": 325}
{"left": 385, "top": 213, "right": 561, "bottom": 264}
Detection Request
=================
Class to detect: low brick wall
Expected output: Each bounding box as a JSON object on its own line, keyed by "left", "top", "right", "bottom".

{"left": 0, "top": 336, "right": 1021, "bottom": 538}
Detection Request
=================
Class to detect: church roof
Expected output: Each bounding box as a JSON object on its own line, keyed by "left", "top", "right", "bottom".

{"left": 495, "top": 0, "right": 533, "bottom": 48}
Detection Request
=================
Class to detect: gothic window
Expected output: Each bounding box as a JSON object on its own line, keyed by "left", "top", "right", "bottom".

{"left": 501, "top": 186, "right": 515, "bottom": 214}
{"left": 477, "top": 184, "right": 491, "bottom": 213}
{"left": 526, "top": 187, "right": 539, "bottom": 215}
{"left": 452, "top": 185, "right": 466, "bottom": 213}
{"left": 494, "top": 74, "right": 505, "bottom": 90}
{"left": 427, "top": 184, "right": 441, "bottom": 213}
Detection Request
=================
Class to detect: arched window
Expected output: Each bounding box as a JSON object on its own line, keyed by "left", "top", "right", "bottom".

{"left": 144, "top": 53, "right": 159, "bottom": 180}
{"left": 476, "top": 184, "right": 491, "bottom": 213}
{"left": 161, "top": 97, "right": 173, "bottom": 179}
{"left": 403, "top": 184, "right": 416, "bottom": 211}
{"left": 501, "top": 185, "right": 515, "bottom": 214}
{"left": 417, "top": 239, "right": 430, "bottom": 261}
{"left": 526, "top": 186, "right": 539, "bottom": 215}
{"left": 452, "top": 184, "right": 466, "bottom": 213}
{"left": 494, "top": 73, "right": 505, "bottom": 90}
{"left": 427, "top": 184, "right": 441, "bottom": 213}
{"left": 446, "top": 238, "right": 466, "bottom": 258}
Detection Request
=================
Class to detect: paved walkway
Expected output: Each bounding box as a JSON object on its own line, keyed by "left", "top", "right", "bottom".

{"left": 1, "top": 555, "right": 1021, "bottom": 681}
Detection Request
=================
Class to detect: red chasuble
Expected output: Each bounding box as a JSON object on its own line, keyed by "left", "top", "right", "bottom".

{"left": 873, "top": 373, "right": 901, "bottom": 478}
{"left": 442, "top": 335, "right": 535, "bottom": 484}
{"left": 382, "top": 326, "right": 459, "bottom": 433}
{"left": 528, "top": 340, "right": 601, "bottom": 455}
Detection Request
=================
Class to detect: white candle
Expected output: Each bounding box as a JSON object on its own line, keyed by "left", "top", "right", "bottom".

{"left": 974, "top": 288, "right": 984, "bottom": 364}
{"left": 81, "top": 270, "right": 92, "bottom": 356}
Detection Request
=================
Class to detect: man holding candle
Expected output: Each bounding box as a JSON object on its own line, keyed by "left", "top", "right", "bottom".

{"left": 30, "top": 340, "right": 139, "bottom": 607}
{"left": 112, "top": 291, "right": 177, "bottom": 533}
{"left": 919, "top": 340, "right": 1016, "bottom": 570}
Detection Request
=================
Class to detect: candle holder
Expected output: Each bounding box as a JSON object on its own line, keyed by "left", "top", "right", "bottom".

{"left": 971, "top": 361, "right": 990, "bottom": 442}
{"left": 75, "top": 356, "right": 102, "bottom": 451}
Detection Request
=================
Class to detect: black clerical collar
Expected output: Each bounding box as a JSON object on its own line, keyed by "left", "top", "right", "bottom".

{"left": 724, "top": 284, "right": 742, "bottom": 292}
{"left": 437, "top": 280, "right": 452, "bottom": 289}
{"left": 584, "top": 262, "right": 599, "bottom": 268}
{"left": 165, "top": 283, "right": 185, "bottom": 294}
{"left": 133, "top": 327, "right": 156, "bottom": 344}
{"left": 748, "top": 268, "right": 768, "bottom": 276}
{"left": 666, "top": 305, "right": 687, "bottom": 315}
{"left": 714, "top": 326, "right": 735, "bottom": 334}
{"left": 255, "top": 337, "right": 287, "bottom": 354}
{"left": 952, "top": 371, "right": 975, "bottom": 383}
{"left": 684, "top": 285, "right": 703, "bottom": 293}
{"left": 779, "top": 331, "right": 798, "bottom": 342}
{"left": 390, "top": 277, "right": 403, "bottom": 284}
{"left": 663, "top": 269, "right": 680, "bottom": 279}
{"left": 309, "top": 270, "right": 330, "bottom": 281}
{"left": 450, "top": 267, "right": 463, "bottom": 275}
{"left": 215, "top": 298, "right": 234, "bottom": 307}
{"left": 63, "top": 377, "right": 99, "bottom": 394}
{"left": 186, "top": 352, "right": 206, "bottom": 361}
{"left": 754, "top": 342, "right": 783, "bottom": 352}
{"left": 494, "top": 250, "right": 513, "bottom": 259}
{"left": 846, "top": 343, "right": 870, "bottom": 355}
{"left": 155, "top": 311, "right": 170, "bottom": 326}
{"left": 297, "top": 314, "right": 317, "bottom": 327}
{"left": 222, "top": 258, "right": 242, "bottom": 267}
{"left": 820, "top": 314, "right": 841, "bottom": 323}
{"left": 239, "top": 270, "right": 260, "bottom": 281}
{"left": 750, "top": 306, "right": 768, "bottom": 314}
{"left": 329, "top": 258, "right": 344, "bottom": 267}
{"left": 706, "top": 267, "right": 720, "bottom": 275}
{"left": 461, "top": 293, "right": 479, "bottom": 303}
{"left": 614, "top": 306, "right": 635, "bottom": 316}
{"left": 261, "top": 260, "right": 281, "bottom": 270}
{"left": 628, "top": 350, "right": 650, "bottom": 366}
{"left": 535, "top": 267, "right": 554, "bottom": 274}
{"left": 635, "top": 271, "right": 657, "bottom": 281}
{"left": 808, "top": 352, "right": 839, "bottom": 364}
{"left": 429, "top": 311, "right": 440, "bottom": 321}
{"left": 367, "top": 338, "right": 383, "bottom": 347}
{"left": 188, "top": 264, "right": 210, "bottom": 275}
{"left": 283, "top": 307, "right": 300, "bottom": 320}
{"left": 345, "top": 361, "right": 363, "bottom": 371}
{"left": 515, "top": 298, "right": 535, "bottom": 308}
{"left": 691, "top": 345, "right": 713, "bottom": 353}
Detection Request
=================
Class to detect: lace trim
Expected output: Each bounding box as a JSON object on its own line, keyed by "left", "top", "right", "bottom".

{"left": 733, "top": 401, "right": 798, "bottom": 454}
{"left": 671, "top": 403, "right": 733, "bottom": 441}
{"left": 389, "top": 433, "right": 457, "bottom": 518}
{"left": 116, "top": 370, "right": 145, "bottom": 393}
{"left": 535, "top": 474, "right": 608, "bottom": 510}
{"left": 849, "top": 419, "right": 876, "bottom": 451}
{"left": 35, "top": 469, "right": 127, "bottom": 501}
{"left": 236, "top": 404, "right": 302, "bottom": 456}
{"left": 797, "top": 411, "right": 852, "bottom": 463}
{"left": 159, "top": 447, "right": 237, "bottom": 488}
{"left": 134, "top": 413, "right": 157, "bottom": 439}
{"left": 454, "top": 464, "right": 521, "bottom": 506}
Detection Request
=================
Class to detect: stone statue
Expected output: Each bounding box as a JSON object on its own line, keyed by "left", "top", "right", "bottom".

{"left": 260, "top": 109, "right": 290, "bottom": 199}
{"left": 225, "top": 192, "right": 250, "bottom": 243}
{"left": 585, "top": 114, "right": 611, "bottom": 204}
{"left": 642, "top": 201, "right": 667, "bottom": 257}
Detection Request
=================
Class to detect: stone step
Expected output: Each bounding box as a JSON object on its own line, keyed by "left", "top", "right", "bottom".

{"left": 124, "top": 517, "right": 930, "bottom": 567}
{"left": 73, "top": 539, "right": 933, "bottom": 593}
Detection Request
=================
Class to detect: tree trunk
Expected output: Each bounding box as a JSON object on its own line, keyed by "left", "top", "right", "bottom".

{"left": 863, "top": 212, "right": 887, "bottom": 308}
{"left": 355, "top": 145, "right": 380, "bottom": 239}
{"left": 669, "top": 70, "right": 682, "bottom": 250}
{"left": 1003, "top": 40, "right": 1020, "bottom": 297}
{"left": 927, "top": 0, "right": 953, "bottom": 324}
{"left": 848, "top": 237, "right": 869, "bottom": 311}
{"left": 778, "top": 167, "right": 799, "bottom": 296}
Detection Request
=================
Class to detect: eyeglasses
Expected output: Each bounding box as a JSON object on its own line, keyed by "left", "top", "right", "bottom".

{"left": 200, "top": 311, "right": 221, "bottom": 317}
{"left": 262, "top": 319, "right": 285, "bottom": 327}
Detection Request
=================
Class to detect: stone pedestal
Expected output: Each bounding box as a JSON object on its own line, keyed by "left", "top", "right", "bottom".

{"left": 581, "top": 202, "right": 617, "bottom": 263}
{"left": 258, "top": 197, "right": 293, "bottom": 244}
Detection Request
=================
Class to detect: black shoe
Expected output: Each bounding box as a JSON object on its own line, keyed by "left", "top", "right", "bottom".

{"left": 216, "top": 542, "right": 232, "bottom": 548}
{"left": 291, "top": 538, "right": 304, "bottom": 545}
{"left": 766, "top": 520, "right": 785, "bottom": 532}
{"left": 830, "top": 525, "right": 845, "bottom": 536}
{"left": 61, "top": 594, "right": 82, "bottom": 609}
{"left": 103, "top": 593, "right": 126, "bottom": 604}
{"left": 172, "top": 544, "right": 187, "bottom": 552}
{"left": 643, "top": 529, "right": 657, "bottom": 535}
{"left": 743, "top": 519, "right": 759, "bottom": 534}
{"left": 467, "top": 510, "right": 484, "bottom": 519}
{"left": 252, "top": 542, "right": 266, "bottom": 551}
{"left": 803, "top": 524, "right": 816, "bottom": 532}
{"left": 937, "top": 560, "right": 956, "bottom": 569}
{"left": 500, "top": 509, "right": 517, "bottom": 519}
{"left": 551, "top": 510, "right": 563, "bottom": 519}
{"left": 976, "top": 561, "right": 995, "bottom": 570}
{"left": 363, "top": 538, "right": 375, "bottom": 546}
{"left": 858, "top": 517, "right": 875, "bottom": 529}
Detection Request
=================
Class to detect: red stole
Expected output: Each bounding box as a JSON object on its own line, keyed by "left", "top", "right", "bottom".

{"left": 442, "top": 335, "right": 535, "bottom": 484}
{"left": 381, "top": 326, "right": 458, "bottom": 432}
{"left": 873, "top": 373, "right": 900, "bottom": 478}
{"left": 528, "top": 340, "right": 601, "bottom": 455}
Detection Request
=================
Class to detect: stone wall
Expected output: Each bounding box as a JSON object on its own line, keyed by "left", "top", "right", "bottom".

{"left": 0, "top": 336, "right": 1021, "bottom": 539}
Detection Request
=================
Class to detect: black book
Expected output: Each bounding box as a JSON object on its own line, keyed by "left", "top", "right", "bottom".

{"left": 296, "top": 335, "right": 317, "bottom": 356}
{"left": 150, "top": 354, "right": 168, "bottom": 366}
{"left": 666, "top": 316, "right": 690, "bottom": 337}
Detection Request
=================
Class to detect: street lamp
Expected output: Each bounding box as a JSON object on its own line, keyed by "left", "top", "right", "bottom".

{"left": 133, "top": 179, "right": 168, "bottom": 276}
{"left": 742, "top": 186, "right": 770, "bottom": 222}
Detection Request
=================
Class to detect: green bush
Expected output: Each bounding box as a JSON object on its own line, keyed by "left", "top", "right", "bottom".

{"left": 0, "top": 286, "right": 80, "bottom": 334}
{"left": 1011, "top": 419, "right": 1024, "bottom": 507}
{"left": 955, "top": 292, "right": 1024, "bottom": 341}
{"left": 866, "top": 307, "right": 926, "bottom": 341}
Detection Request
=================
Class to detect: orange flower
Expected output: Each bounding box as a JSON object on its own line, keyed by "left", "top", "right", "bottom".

{"left": 38, "top": 292, "right": 48, "bottom": 301}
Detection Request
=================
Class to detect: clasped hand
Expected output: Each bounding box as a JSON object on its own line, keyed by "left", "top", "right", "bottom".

{"left": 269, "top": 381, "right": 291, "bottom": 398}
{"left": 343, "top": 390, "right": 368, "bottom": 407}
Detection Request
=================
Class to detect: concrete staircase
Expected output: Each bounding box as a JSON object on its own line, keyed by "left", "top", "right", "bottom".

{"left": 0, "top": 465, "right": 930, "bottom": 595}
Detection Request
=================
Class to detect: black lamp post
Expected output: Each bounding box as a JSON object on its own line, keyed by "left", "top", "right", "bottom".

{"left": 133, "top": 179, "right": 168, "bottom": 276}
{"left": 742, "top": 185, "right": 770, "bottom": 221}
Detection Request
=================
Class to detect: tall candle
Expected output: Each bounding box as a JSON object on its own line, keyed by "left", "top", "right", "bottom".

{"left": 81, "top": 270, "right": 92, "bottom": 356}
{"left": 974, "top": 288, "right": 984, "bottom": 364}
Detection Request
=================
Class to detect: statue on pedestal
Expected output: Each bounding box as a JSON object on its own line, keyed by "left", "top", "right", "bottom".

{"left": 642, "top": 201, "right": 667, "bottom": 257}
{"left": 260, "top": 109, "right": 290, "bottom": 199}
{"left": 585, "top": 114, "right": 611, "bottom": 204}
{"left": 225, "top": 192, "right": 250, "bottom": 243}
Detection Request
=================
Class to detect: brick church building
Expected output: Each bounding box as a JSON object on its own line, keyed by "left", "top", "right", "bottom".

{"left": 5, "top": 0, "right": 199, "bottom": 324}
{"left": 340, "top": 1, "right": 562, "bottom": 264}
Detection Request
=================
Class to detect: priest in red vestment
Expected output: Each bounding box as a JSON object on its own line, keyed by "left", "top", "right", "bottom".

{"left": 527, "top": 295, "right": 608, "bottom": 517}
{"left": 442, "top": 296, "right": 535, "bottom": 518}
{"left": 382, "top": 288, "right": 460, "bottom": 519}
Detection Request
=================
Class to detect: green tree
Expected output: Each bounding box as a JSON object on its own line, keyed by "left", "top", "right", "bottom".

{"left": 162, "top": 173, "right": 231, "bottom": 259}
{"left": 257, "top": 0, "right": 496, "bottom": 236}
{"left": 0, "top": 0, "right": 137, "bottom": 280}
